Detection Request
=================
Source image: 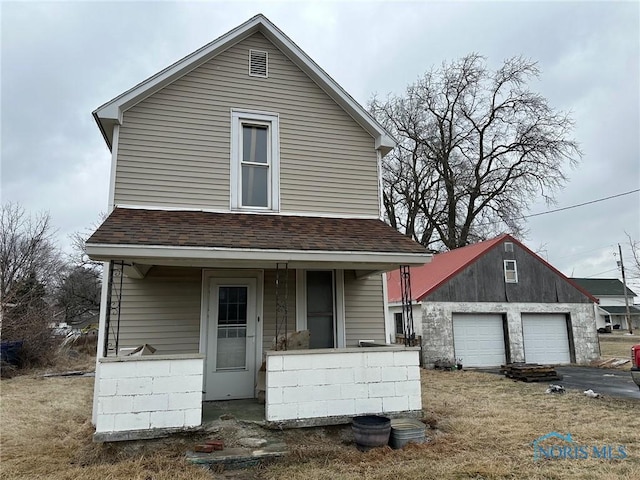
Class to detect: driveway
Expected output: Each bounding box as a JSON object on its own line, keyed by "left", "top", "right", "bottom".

{"left": 482, "top": 366, "right": 640, "bottom": 400}
{"left": 555, "top": 366, "right": 639, "bottom": 400}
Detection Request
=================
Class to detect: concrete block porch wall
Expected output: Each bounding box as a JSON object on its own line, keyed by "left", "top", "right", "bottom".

{"left": 94, "top": 354, "right": 204, "bottom": 441}
{"left": 264, "top": 347, "right": 422, "bottom": 426}
{"left": 420, "top": 302, "right": 599, "bottom": 367}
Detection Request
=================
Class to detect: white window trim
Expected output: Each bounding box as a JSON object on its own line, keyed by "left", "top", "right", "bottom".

{"left": 230, "top": 109, "right": 280, "bottom": 211}
{"left": 504, "top": 260, "right": 518, "bottom": 283}
{"left": 295, "top": 269, "right": 345, "bottom": 348}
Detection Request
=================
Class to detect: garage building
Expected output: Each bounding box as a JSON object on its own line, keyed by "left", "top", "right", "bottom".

{"left": 387, "top": 235, "right": 599, "bottom": 367}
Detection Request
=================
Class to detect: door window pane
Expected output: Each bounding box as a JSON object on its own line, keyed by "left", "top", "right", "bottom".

{"left": 306, "top": 271, "right": 334, "bottom": 349}
{"left": 217, "top": 286, "right": 247, "bottom": 369}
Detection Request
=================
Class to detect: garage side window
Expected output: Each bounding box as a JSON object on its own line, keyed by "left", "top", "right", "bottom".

{"left": 504, "top": 260, "right": 518, "bottom": 283}
{"left": 394, "top": 312, "right": 404, "bottom": 335}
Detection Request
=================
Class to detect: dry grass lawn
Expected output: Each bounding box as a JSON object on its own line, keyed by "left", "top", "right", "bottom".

{"left": 599, "top": 332, "right": 639, "bottom": 371}
{"left": 2, "top": 369, "right": 639, "bottom": 479}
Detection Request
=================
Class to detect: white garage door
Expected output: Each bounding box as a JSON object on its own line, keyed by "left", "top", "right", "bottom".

{"left": 522, "top": 314, "right": 571, "bottom": 364}
{"left": 453, "top": 314, "right": 506, "bottom": 367}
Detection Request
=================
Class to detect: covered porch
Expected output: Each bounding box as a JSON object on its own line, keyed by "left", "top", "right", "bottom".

{"left": 87, "top": 208, "right": 429, "bottom": 441}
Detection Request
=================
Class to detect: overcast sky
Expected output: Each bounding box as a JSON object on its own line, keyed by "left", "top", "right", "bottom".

{"left": 2, "top": 1, "right": 639, "bottom": 289}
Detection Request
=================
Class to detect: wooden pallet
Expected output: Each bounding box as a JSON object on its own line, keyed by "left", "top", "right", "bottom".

{"left": 500, "top": 363, "right": 563, "bottom": 382}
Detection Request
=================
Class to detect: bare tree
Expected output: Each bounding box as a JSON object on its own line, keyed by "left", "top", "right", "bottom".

{"left": 370, "top": 54, "right": 581, "bottom": 250}
{"left": 68, "top": 227, "right": 103, "bottom": 272}
{"left": 56, "top": 266, "right": 101, "bottom": 327}
{"left": 54, "top": 215, "right": 105, "bottom": 327}
{"left": 1, "top": 203, "right": 61, "bottom": 316}
{"left": 1, "top": 203, "right": 62, "bottom": 368}
{"left": 626, "top": 232, "right": 640, "bottom": 280}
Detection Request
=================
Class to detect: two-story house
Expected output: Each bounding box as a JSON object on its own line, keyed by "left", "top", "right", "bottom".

{"left": 571, "top": 278, "right": 639, "bottom": 331}
{"left": 86, "top": 15, "right": 429, "bottom": 441}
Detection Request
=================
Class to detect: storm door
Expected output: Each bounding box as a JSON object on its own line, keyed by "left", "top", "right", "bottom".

{"left": 205, "top": 278, "right": 257, "bottom": 400}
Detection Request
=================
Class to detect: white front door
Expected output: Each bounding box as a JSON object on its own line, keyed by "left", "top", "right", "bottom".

{"left": 205, "top": 278, "right": 257, "bottom": 400}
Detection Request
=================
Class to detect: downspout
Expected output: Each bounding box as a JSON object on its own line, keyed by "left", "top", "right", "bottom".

{"left": 376, "top": 149, "right": 384, "bottom": 220}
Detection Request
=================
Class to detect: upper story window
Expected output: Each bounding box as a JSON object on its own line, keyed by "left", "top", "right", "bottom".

{"left": 230, "top": 110, "right": 280, "bottom": 211}
{"left": 504, "top": 260, "right": 518, "bottom": 283}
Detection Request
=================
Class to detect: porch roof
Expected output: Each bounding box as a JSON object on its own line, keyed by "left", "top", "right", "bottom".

{"left": 86, "top": 208, "right": 429, "bottom": 268}
{"left": 598, "top": 305, "right": 640, "bottom": 316}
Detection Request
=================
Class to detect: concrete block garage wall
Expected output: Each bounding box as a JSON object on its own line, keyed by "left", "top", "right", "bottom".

{"left": 265, "top": 347, "right": 422, "bottom": 425}
{"left": 421, "top": 302, "right": 599, "bottom": 367}
{"left": 95, "top": 354, "right": 204, "bottom": 440}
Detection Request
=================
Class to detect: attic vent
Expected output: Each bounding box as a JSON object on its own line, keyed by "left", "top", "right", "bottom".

{"left": 249, "top": 49, "right": 268, "bottom": 78}
{"left": 504, "top": 242, "right": 514, "bottom": 252}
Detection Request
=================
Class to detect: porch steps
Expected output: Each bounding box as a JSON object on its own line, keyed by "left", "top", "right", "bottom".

{"left": 186, "top": 441, "right": 287, "bottom": 469}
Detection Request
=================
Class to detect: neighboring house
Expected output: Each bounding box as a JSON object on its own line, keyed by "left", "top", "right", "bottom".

{"left": 570, "top": 278, "right": 639, "bottom": 331}
{"left": 387, "top": 234, "right": 600, "bottom": 368}
{"left": 86, "top": 15, "right": 429, "bottom": 441}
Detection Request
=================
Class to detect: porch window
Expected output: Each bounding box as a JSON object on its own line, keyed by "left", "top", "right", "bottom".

{"left": 504, "top": 260, "right": 518, "bottom": 283}
{"left": 230, "top": 110, "right": 280, "bottom": 211}
{"left": 296, "top": 269, "right": 346, "bottom": 348}
{"left": 306, "top": 271, "right": 335, "bottom": 349}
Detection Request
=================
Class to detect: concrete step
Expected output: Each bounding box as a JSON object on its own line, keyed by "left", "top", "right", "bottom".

{"left": 186, "top": 441, "right": 287, "bottom": 469}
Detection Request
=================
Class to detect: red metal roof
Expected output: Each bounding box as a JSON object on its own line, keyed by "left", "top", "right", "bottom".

{"left": 386, "top": 234, "right": 598, "bottom": 303}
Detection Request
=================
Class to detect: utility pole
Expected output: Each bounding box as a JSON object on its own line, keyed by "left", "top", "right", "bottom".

{"left": 618, "top": 243, "right": 633, "bottom": 335}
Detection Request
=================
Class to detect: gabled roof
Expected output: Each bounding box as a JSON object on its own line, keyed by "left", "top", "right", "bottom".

{"left": 86, "top": 208, "right": 429, "bottom": 266}
{"left": 387, "top": 234, "right": 597, "bottom": 303}
{"left": 93, "top": 14, "right": 395, "bottom": 154}
{"left": 570, "top": 278, "right": 637, "bottom": 298}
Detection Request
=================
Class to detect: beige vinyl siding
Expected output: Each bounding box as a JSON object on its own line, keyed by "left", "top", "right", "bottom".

{"left": 115, "top": 32, "right": 379, "bottom": 216}
{"left": 262, "top": 268, "right": 297, "bottom": 351}
{"left": 343, "top": 271, "right": 386, "bottom": 346}
{"left": 113, "top": 266, "right": 202, "bottom": 355}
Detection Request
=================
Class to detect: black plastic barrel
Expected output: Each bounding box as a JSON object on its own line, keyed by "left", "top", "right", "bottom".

{"left": 0, "top": 341, "right": 23, "bottom": 366}
{"left": 352, "top": 415, "right": 391, "bottom": 451}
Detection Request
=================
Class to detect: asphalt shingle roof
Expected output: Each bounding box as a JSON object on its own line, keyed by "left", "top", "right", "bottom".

{"left": 570, "top": 278, "right": 637, "bottom": 297}
{"left": 599, "top": 305, "right": 640, "bottom": 315}
{"left": 86, "top": 208, "right": 427, "bottom": 255}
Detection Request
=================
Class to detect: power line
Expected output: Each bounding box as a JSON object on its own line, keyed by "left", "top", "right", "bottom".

{"left": 584, "top": 268, "right": 619, "bottom": 278}
{"left": 525, "top": 189, "right": 639, "bottom": 219}
{"left": 555, "top": 243, "right": 616, "bottom": 262}
{"left": 472, "top": 189, "right": 639, "bottom": 228}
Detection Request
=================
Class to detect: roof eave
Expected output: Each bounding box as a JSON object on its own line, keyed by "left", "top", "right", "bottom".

{"left": 86, "top": 243, "right": 431, "bottom": 268}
